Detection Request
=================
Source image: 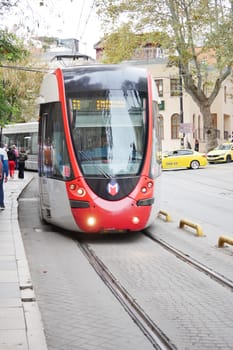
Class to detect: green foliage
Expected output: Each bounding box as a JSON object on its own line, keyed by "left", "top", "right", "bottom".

{"left": 0, "top": 59, "right": 43, "bottom": 125}
{"left": 0, "top": 30, "right": 38, "bottom": 127}
{"left": 101, "top": 24, "right": 139, "bottom": 63}
{"left": 96, "top": 0, "right": 233, "bottom": 150}
{"left": 0, "top": 0, "right": 18, "bottom": 16}
{"left": 99, "top": 23, "right": 168, "bottom": 63}
{"left": 0, "top": 83, "right": 11, "bottom": 127}
{"left": 0, "top": 30, "right": 28, "bottom": 62}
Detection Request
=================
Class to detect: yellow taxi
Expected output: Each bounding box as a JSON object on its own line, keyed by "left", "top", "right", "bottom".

{"left": 162, "top": 149, "right": 207, "bottom": 170}
{"left": 207, "top": 142, "right": 233, "bottom": 163}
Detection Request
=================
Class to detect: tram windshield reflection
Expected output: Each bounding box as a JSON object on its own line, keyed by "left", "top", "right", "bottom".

{"left": 69, "top": 89, "right": 148, "bottom": 177}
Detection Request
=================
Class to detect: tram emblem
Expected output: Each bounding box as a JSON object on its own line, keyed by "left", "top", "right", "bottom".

{"left": 107, "top": 180, "right": 119, "bottom": 196}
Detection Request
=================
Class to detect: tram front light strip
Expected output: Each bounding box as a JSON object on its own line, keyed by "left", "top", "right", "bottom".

{"left": 86, "top": 216, "right": 140, "bottom": 227}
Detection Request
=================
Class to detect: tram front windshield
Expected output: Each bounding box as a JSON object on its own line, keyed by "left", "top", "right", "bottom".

{"left": 69, "top": 90, "right": 148, "bottom": 177}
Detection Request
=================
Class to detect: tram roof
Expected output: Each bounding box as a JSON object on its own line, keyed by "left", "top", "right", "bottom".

{"left": 61, "top": 64, "right": 150, "bottom": 92}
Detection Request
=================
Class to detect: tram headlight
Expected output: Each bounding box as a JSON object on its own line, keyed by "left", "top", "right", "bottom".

{"left": 132, "top": 216, "right": 140, "bottom": 224}
{"left": 87, "top": 216, "right": 96, "bottom": 227}
{"left": 77, "top": 187, "right": 86, "bottom": 196}
{"left": 147, "top": 181, "right": 153, "bottom": 188}
{"left": 141, "top": 181, "right": 153, "bottom": 193}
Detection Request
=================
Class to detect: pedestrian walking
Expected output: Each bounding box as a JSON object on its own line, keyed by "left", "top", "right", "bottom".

{"left": 194, "top": 139, "right": 199, "bottom": 151}
{"left": 12, "top": 145, "right": 19, "bottom": 169}
{"left": 0, "top": 142, "right": 9, "bottom": 210}
{"left": 7, "top": 147, "right": 17, "bottom": 178}
{"left": 18, "top": 148, "right": 28, "bottom": 179}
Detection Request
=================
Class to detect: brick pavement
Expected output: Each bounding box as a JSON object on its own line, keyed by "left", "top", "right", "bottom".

{"left": 19, "top": 176, "right": 156, "bottom": 350}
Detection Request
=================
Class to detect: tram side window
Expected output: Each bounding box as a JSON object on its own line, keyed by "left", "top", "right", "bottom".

{"left": 39, "top": 102, "right": 73, "bottom": 180}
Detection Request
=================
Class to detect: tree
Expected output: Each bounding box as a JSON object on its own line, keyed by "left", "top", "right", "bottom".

{"left": 0, "top": 29, "right": 30, "bottom": 130}
{"left": 0, "top": 0, "right": 18, "bottom": 16}
{"left": 100, "top": 23, "right": 167, "bottom": 63}
{"left": 1, "top": 60, "right": 43, "bottom": 124}
{"left": 96, "top": 0, "right": 233, "bottom": 151}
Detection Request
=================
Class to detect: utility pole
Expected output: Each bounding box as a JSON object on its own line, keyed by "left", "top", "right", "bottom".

{"left": 179, "top": 62, "right": 184, "bottom": 148}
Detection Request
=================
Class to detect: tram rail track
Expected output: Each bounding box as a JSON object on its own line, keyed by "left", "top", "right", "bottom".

{"left": 144, "top": 230, "right": 233, "bottom": 292}
{"left": 77, "top": 240, "right": 177, "bottom": 350}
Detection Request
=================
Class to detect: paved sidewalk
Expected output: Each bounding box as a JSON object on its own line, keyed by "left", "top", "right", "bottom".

{"left": 0, "top": 172, "right": 47, "bottom": 350}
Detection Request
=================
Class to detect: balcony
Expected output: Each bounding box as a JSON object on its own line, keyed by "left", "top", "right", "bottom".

{"left": 132, "top": 47, "right": 165, "bottom": 61}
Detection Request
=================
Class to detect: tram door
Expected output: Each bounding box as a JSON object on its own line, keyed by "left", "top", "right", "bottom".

{"left": 39, "top": 112, "right": 52, "bottom": 218}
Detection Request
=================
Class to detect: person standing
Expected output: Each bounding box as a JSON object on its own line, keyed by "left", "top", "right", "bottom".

{"left": 0, "top": 142, "right": 9, "bottom": 210}
{"left": 194, "top": 139, "right": 199, "bottom": 151}
{"left": 18, "top": 148, "right": 28, "bottom": 179}
{"left": 7, "top": 147, "right": 17, "bottom": 178}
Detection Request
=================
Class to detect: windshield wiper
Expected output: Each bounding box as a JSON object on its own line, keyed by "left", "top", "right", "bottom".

{"left": 79, "top": 150, "right": 112, "bottom": 179}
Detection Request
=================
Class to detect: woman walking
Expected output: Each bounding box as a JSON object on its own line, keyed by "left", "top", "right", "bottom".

{"left": 0, "top": 142, "right": 9, "bottom": 210}
{"left": 7, "top": 147, "right": 17, "bottom": 178}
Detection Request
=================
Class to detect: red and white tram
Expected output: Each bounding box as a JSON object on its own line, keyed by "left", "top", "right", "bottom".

{"left": 38, "top": 64, "right": 162, "bottom": 233}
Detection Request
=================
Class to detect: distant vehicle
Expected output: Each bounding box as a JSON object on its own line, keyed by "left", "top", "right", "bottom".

{"left": 162, "top": 149, "right": 207, "bottom": 170}
{"left": 207, "top": 143, "right": 233, "bottom": 163}
{"left": 2, "top": 122, "right": 38, "bottom": 170}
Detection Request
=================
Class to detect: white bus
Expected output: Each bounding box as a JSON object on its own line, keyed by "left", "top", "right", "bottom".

{"left": 2, "top": 122, "right": 38, "bottom": 170}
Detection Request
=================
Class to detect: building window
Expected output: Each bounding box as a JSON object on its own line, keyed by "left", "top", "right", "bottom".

{"left": 170, "top": 78, "right": 180, "bottom": 96}
{"left": 155, "top": 79, "right": 163, "bottom": 97}
{"left": 171, "top": 113, "right": 180, "bottom": 139}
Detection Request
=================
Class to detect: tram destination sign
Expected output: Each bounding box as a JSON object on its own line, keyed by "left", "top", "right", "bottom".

{"left": 72, "top": 99, "right": 125, "bottom": 111}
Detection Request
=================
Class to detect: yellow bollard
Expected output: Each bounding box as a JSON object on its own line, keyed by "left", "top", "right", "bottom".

{"left": 158, "top": 210, "right": 172, "bottom": 222}
{"left": 218, "top": 236, "right": 233, "bottom": 248}
{"left": 179, "top": 219, "right": 203, "bottom": 237}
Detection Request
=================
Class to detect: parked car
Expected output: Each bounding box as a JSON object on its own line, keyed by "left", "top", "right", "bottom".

{"left": 207, "top": 143, "right": 233, "bottom": 163}
{"left": 162, "top": 149, "right": 207, "bottom": 170}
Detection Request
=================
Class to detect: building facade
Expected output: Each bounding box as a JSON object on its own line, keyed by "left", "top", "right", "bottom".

{"left": 94, "top": 44, "right": 233, "bottom": 152}
{"left": 126, "top": 58, "right": 233, "bottom": 152}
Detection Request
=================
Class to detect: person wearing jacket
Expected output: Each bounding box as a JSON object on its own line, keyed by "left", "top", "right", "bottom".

{"left": 0, "top": 142, "right": 9, "bottom": 210}
{"left": 18, "top": 148, "right": 28, "bottom": 179}
{"left": 7, "top": 147, "right": 17, "bottom": 178}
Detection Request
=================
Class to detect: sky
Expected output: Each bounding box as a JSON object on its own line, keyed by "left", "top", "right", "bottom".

{"left": 1, "top": 0, "right": 103, "bottom": 58}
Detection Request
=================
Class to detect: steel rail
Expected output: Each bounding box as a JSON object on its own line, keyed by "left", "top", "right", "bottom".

{"left": 77, "top": 240, "right": 177, "bottom": 350}
{"left": 144, "top": 231, "right": 233, "bottom": 292}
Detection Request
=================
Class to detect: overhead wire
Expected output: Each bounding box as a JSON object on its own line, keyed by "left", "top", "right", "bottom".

{"left": 75, "top": 0, "right": 86, "bottom": 39}
{"left": 0, "top": 64, "right": 49, "bottom": 74}
{"left": 79, "top": 0, "right": 97, "bottom": 41}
